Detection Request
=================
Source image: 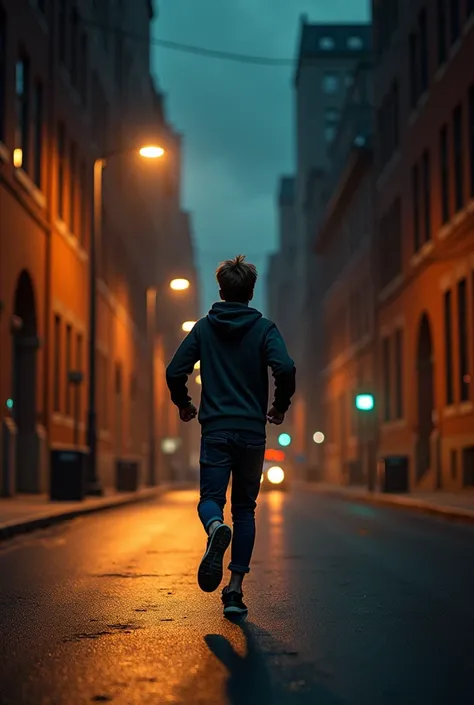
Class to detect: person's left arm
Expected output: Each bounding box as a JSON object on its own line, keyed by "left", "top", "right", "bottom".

{"left": 166, "top": 323, "right": 200, "bottom": 412}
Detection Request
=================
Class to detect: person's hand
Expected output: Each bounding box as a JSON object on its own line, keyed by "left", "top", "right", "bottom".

{"left": 267, "top": 406, "right": 285, "bottom": 425}
{"left": 179, "top": 403, "right": 197, "bottom": 422}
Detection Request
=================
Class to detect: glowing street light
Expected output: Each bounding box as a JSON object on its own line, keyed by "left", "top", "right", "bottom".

{"left": 13, "top": 148, "right": 23, "bottom": 168}
{"left": 87, "top": 142, "right": 167, "bottom": 495}
{"left": 182, "top": 320, "right": 197, "bottom": 332}
{"left": 313, "top": 431, "right": 325, "bottom": 444}
{"left": 170, "top": 278, "right": 190, "bottom": 291}
{"left": 139, "top": 145, "right": 165, "bottom": 159}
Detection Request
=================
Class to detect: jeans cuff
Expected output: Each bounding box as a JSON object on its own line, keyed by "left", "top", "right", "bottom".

{"left": 204, "top": 516, "right": 222, "bottom": 531}
{"left": 228, "top": 561, "right": 250, "bottom": 575}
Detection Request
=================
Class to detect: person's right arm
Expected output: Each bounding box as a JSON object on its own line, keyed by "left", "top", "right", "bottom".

{"left": 264, "top": 324, "right": 296, "bottom": 419}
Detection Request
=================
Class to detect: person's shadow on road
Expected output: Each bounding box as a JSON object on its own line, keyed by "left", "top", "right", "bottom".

{"left": 205, "top": 619, "right": 346, "bottom": 705}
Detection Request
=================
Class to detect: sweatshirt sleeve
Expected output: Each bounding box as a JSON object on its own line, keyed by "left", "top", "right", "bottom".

{"left": 264, "top": 324, "right": 296, "bottom": 413}
{"left": 166, "top": 324, "right": 200, "bottom": 410}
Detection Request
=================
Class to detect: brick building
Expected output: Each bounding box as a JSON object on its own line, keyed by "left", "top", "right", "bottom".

{"left": 289, "top": 18, "right": 372, "bottom": 475}
{"left": 372, "top": 0, "right": 474, "bottom": 489}
{"left": 315, "top": 62, "right": 375, "bottom": 485}
{"left": 0, "top": 0, "right": 198, "bottom": 496}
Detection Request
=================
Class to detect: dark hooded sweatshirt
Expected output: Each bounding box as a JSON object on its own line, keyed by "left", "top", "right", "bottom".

{"left": 166, "top": 302, "right": 296, "bottom": 436}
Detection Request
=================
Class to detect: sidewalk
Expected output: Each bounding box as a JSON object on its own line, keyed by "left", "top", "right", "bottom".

{"left": 0, "top": 486, "right": 167, "bottom": 541}
{"left": 310, "top": 483, "right": 474, "bottom": 525}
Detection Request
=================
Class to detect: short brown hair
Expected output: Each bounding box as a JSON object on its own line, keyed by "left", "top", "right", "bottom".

{"left": 216, "top": 255, "right": 257, "bottom": 303}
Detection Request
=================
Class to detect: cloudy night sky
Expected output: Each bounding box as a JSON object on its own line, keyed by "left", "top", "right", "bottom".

{"left": 151, "top": 0, "right": 370, "bottom": 314}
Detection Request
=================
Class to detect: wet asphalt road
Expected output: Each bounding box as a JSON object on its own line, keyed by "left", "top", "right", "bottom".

{"left": 0, "top": 488, "right": 473, "bottom": 705}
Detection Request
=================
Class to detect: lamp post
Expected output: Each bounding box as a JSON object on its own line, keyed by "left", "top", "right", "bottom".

{"left": 147, "top": 279, "right": 191, "bottom": 487}
{"left": 86, "top": 144, "right": 165, "bottom": 495}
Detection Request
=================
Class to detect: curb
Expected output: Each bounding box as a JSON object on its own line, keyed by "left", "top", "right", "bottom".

{"left": 310, "top": 486, "right": 474, "bottom": 526}
{"left": 0, "top": 485, "right": 185, "bottom": 542}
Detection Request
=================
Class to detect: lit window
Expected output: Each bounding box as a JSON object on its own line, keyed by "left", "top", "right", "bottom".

{"left": 322, "top": 72, "right": 339, "bottom": 94}
{"left": 319, "top": 36, "right": 335, "bottom": 50}
{"left": 347, "top": 36, "right": 364, "bottom": 50}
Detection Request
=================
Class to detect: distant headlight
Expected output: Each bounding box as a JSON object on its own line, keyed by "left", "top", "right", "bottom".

{"left": 267, "top": 466, "right": 284, "bottom": 484}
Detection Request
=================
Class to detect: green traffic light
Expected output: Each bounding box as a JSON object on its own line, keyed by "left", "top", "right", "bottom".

{"left": 355, "top": 393, "right": 374, "bottom": 411}
{"left": 278, "top": 433, "right": 292, "bottom": 447}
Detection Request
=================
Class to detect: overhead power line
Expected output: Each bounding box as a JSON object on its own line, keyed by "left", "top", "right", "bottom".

{"left": 82, "top": 18, "right": 296, "bottom": 66}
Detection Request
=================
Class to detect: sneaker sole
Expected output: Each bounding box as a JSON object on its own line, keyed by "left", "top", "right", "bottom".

{"left": 223, "top": 605, "right": 248, "bottom": 616}
{"left": 198, "top": 524, "right": 232, "bottom": 593}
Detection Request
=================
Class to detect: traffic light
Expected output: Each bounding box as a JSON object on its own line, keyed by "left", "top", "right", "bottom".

{"left": 355, "top": 393, "right": 375, "bottom": 411}
{"left": 278, "top": 433, "right": 292, "bottom": 447}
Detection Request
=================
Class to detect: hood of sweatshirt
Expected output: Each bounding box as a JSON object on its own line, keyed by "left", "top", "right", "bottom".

{"left": 207, "top": 302, "right": 262, "bottom": 339}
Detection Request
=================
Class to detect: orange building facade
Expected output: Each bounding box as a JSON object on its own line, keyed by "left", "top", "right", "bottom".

{"left": 0, "top": 0, "right": 198, "bottom": 496}
{"left": 373, "top": 0, "right": 474, "bottom": 490}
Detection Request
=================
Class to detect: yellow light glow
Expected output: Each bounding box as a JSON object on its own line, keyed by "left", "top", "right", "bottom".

{"left": 313, "top": 431, "right": 325, "bottom": 444}
{"left": 267, "top": 466, "right": 284, "bottom": 484}
{"left": 170, "top": 278, "right": 190, "bottom": 291}
{"left": 139, "top": 145, "right": 165, "bottom": 159}
{"left": 182, "top": 320, "right": 196, "bottom": 332}
{"left": 194, "top": 361, "right": 200, "bottom": 370}
{"left": 13, "top": 148, "right": 23, "bottom": 168}
{"left": 195, "top": 374, "right": 202, "bottom": 385}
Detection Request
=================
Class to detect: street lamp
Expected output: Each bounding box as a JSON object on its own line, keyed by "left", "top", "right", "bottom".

{"left": 147, "top": 279, "right": 192, "bottom": 487}
{"left": 86, "top": 143, "right": 165, "bottom": 495}
{"left": 182, "top": 320, "right": 196, "bottom": 332}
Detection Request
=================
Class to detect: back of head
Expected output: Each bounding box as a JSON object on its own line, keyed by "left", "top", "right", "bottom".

{"left": 216, "top": 255, "right": 258, "bottom": 304}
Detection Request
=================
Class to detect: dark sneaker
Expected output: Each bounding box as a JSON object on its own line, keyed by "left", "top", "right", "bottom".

{"left": 197, "top": 523, "right": 232, "bottom": 593}
{"left": 222, "top": 586, "right": 248, "bottom": 617}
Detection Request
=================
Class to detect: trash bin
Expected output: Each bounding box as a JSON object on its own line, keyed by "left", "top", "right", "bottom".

{"left": 116, "top": 460, "right": 139, "bottom": 492}
{"left": 50, "top": 449, "right": 87, "bottom": 501}
{"left": 378, "top": 455, "right": 409, "bottom": 493}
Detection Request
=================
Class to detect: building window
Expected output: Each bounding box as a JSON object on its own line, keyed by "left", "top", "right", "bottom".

{"left": 450, "top": 0, "right": 461, "bottom": 44}
{"left": 453, "top": 105, "right": 464, "bottom": 212}
{"left": 394, "top": 329, "right": 403, "bottom": 419}
{"left": 374, "top": 0, "right": 398, "bottom": 56}
{"left": 324, "top": 108, "right": 339, "bottom": 143}
{"left": 377, "top": 80, "right": 399, "bottom": 171}
{"left": 378, "top": 197, "right": 402, "bottom": 290}
{"left": 65, "top": 323, "right": 72, "bottom": 415}
{"left": 57, "top": 122, "right": 66, "bottom": 219}
{"left": 412, "top": 163, "right": 421, "bottom": 252}
{"left": 470, "top": 84, "right": 474, "bottom": 199}
{"left": 0, "top": 5, "right": 6, "bottom": 143}
{"left": 319, "top": 36, "right": 335, "bottom": 50}
{"left": 53, "top": 314, "right": 61, "bottom": 412}
{"left": 322, "top": 72, "right": 339, "bottom": 94}
{"left": 444, "top": 289, "right": 454, "bottom": 405}
{"left": 419, "top": 8, "right": 429, "bottom": 94}
{"left": 79, "top": 160, "right": 87, "bottom": 245}
{"left": 409, "top": 32, "right": 418, "bottom": 108}
{"left": 79, "top": 33, "right": 88, "bottom": 104}
{"left": 15, "top": 55, "right": 30, "bottom": 172}
{"left": 69, "top": 141, "right": 76, "bottom": 233}
{"left": 421, "top": 150, "right": 431, "bottom": 242}
{"left": 70, "top": 6, "right": 79, "bottom": 87}
{"left": 347, "top": 36, "right": 363, "bottom": 50}
{"left": 450, "top": 449, "right": 458, "bottom": 479}
{"left": 458, "top": 278, "right": 470, "bottom": 402}
{"left": 439, "top": 124, "right": 450, "bottom": 224}
{"left": 382, "top": 337, "right": 391, "bottom": 422}
{"left": 437, "top": 0, "right": 447, "bottom": 65}
{"left": 32, "top": 80, "right": 43, "bottom": 188}
{"left": 58, "top": 0, "right": 66, "bottom": 64}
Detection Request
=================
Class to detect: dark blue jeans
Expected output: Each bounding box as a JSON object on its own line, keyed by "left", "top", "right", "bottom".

{"left": 198, "top": 430, "right": 265, "bottom": 574}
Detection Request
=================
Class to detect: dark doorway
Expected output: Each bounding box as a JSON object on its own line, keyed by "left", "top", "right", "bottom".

{"left": 12, "top": 270, "right": 40, "bottom": 492}
{"left": 416, "top": 314, "right": 435, "bottom": 484}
